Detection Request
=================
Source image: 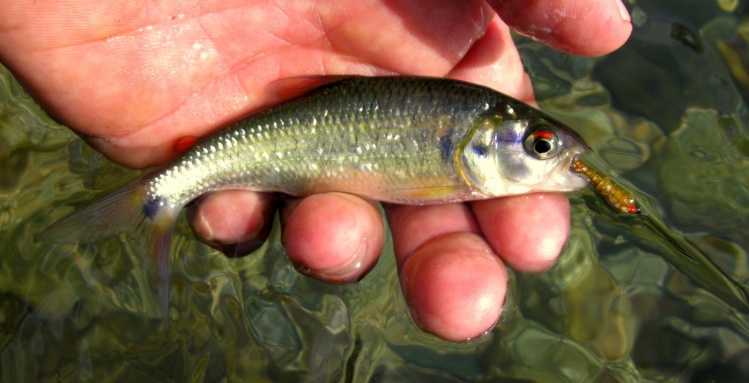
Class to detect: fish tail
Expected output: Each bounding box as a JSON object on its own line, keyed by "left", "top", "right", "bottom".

{"left": 39, "top": 180, "right": 178, "bottom": 320}
{"left": 150, "top": 222, "right": 174, "bottom": 324}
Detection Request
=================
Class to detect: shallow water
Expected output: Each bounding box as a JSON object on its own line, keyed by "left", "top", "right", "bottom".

{"left": 2, "top": 1, "right": 749, "bottom": 382}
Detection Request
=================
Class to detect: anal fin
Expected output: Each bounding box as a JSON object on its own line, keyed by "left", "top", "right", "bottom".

{"left": 385, "top": 185, "right": 471, "bottom": 204}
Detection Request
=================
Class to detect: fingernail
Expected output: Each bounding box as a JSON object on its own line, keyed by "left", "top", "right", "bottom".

{"left": 298, "top": 238, "right": 370, "bottom": 284}
{"left": 186, "top": 199, "right": 270, "bottom": 258}
{"left": 615, "top": 0, "right": 631, "bottom": 22}
{"left": 193, "top": 206, "right": 215, "bottom": 241}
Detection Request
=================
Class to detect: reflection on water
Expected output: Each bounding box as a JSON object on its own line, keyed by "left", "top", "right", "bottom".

{"left": 2, "top": 1, "right": 749, "bottom": 381}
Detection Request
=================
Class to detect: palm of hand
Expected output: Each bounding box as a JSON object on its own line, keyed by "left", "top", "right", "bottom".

{"left": 4, "top": 1, "right": 527, "bottom": 166}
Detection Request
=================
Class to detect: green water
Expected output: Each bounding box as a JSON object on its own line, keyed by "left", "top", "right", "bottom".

{"left": 2, "top": 1, "right": 749, "bottom": 381}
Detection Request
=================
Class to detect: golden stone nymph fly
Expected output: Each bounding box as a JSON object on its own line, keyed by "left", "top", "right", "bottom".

{"left": 571, "top": 159, "right": 639, "bottom": 214}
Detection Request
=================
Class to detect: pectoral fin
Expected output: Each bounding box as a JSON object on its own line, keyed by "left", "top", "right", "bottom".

{"left": 267, "top": 75, "right": 356, "bottom": 103}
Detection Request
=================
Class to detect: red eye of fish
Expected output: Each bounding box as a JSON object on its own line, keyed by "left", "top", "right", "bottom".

{"left": 532, "top": 131, "right": 555, "bottom": 140}
{"left": 524, "top": 130, "right": 560, "bottom": 159}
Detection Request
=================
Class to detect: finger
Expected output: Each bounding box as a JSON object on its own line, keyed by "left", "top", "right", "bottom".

{"left": 385, "top": 203, "right": 480, "bottom": 267}
{"left": 488, "top": 0, "right": 632, "bottom": 57}
{"left": 280, "top": 193, "right": 384, "bottom": 284}
{"left": 447, "top": 16, "right": 535, "bottom": 104}
{"left": 316, "top": 0, "right": 494, "bottom": 76}
{"left": 386, "top": 204, "right": 507, "bottom": 341}
{"left": 471, "top": 193, "right": 570, "bottom": 273}
{"left": 187, "top": 190, "right": 278, "bottom": 257}
{"left": 399, "top": 232, "right": 508, "bottom": 342}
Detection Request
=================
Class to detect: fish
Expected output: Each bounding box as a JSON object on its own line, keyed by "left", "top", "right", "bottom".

{"left": 39, "top": 76, "right": 590, "bottom": 314}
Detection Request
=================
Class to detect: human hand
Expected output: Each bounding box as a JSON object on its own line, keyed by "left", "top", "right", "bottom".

{"left": 0, "top": 0, "right": 631, "bottom": 341}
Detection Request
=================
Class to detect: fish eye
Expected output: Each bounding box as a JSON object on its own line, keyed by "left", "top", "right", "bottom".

{"left": 524, "top": 129, "right": 561, "bottom": 159}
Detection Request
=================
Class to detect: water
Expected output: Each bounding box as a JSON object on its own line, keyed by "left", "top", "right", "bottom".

{"left": 2, "top": 1, "right": 749, "bottom": 381}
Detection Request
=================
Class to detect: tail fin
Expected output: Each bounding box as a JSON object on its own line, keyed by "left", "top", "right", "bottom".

{"left": 39, "top": 182, "right": 178, "bottom": 321}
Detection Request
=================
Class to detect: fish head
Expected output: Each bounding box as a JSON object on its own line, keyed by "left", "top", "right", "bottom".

{"left": 457, "top": 110, "right": 590, "bottom": 197}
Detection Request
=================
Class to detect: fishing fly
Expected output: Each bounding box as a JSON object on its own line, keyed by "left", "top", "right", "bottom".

{"left": 571, "top": 159, "right": 639, "bottom": 214}
{"left": 569, "top": 157, "right": 749, "bottom": 311}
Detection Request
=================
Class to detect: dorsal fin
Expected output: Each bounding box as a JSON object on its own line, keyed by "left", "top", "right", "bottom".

{"left": 266, "top": 75, "right": 355, "bottom": 103}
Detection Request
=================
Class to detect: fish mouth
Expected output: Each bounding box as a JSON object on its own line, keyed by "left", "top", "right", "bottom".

{"left": 568, "top": 164, "right": 590, "bottom": 189}
{"left": 563, "top": 151, "right": 591, "bottom": 191}
{"left": 537, "top": 152, "right": 590, "bottom": 192}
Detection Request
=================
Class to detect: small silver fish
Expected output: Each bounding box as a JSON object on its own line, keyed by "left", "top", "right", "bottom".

{"left": 40, "top": 76, "right": 590, "bottom": 312}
